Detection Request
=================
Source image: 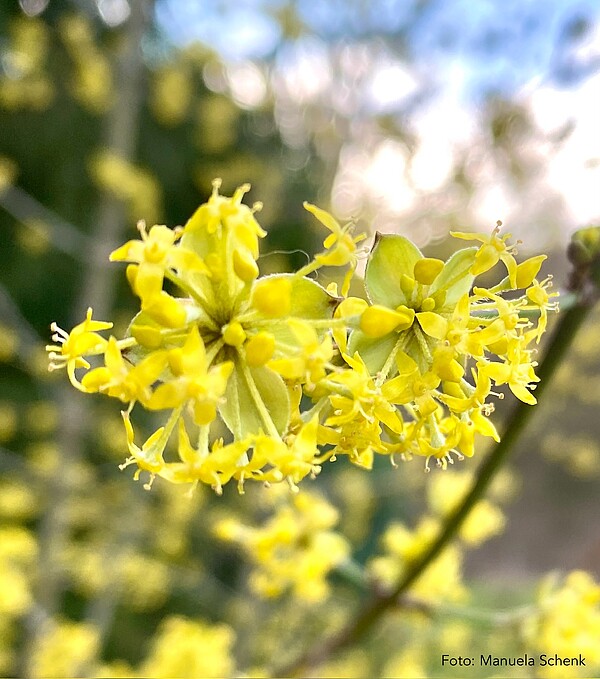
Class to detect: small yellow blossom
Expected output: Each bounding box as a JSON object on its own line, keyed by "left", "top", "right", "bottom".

{"left": 452, "top": 222, "right": 519, "bottom": 285}
{"left": 110, "top": 221, "right": 209, "bottom": 302}
{"left": 526, "top": 276, "right": 560, "bottom": 341}
{"left": 119, "top": 411, "right": 174, "bottom": 489}
{"left": 146, "top": 326, "right": 233, "bottom": 424}
{"left": 268, "top": 320, "right": 333, "bottom": 388}
{"left": 46, "top": 308, "right": 112, "bottom": 390}
{"left": 303, "top": 202, "right": 366, "bottom": 295}
{"left": 81, "top": 336, "right": 168, "bottom": 403}
{"left": 482, "top": 335, "right": 540, "bottom": 405}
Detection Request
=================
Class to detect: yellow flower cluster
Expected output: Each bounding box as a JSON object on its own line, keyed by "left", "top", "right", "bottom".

{"left": 426, "top": 471, "right": 506, "bottom": 546}
{"left": 0, "top": 527, "right": 36, "bottom": 618}
{"left": 0, "top": 18, "right": 54, "bottom": 111}
{"left": 367, "top": 518, "right": 465, "bottom": 603}
{"left": 523, "top": 571, "right": 600, "bottom": 677}
{"left": 28, "top": 620, "right": 100, "bottom": 679}
{"left": 89, "top": 151, "right": 162, "bottom": 224}
{"left": 48, "top": 182, "right": 556, "bottom": 492}
{"left": 328, "top": 223, "right": 557, "bottom": 469}
{"left": 151, "top": 66, "right": 192, "bottom": 126}
{"left": 215, "top": 490, "right": 350, "bottom": 601}
{"left": 59, "top": 15, "right": 112, "bottom": 114}
{"left": 139, "top": 616, "right": 236, "bottom": 678}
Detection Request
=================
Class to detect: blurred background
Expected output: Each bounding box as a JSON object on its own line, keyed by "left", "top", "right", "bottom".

{"left": 0, "top": 0, "right": 599, "bottom": 676}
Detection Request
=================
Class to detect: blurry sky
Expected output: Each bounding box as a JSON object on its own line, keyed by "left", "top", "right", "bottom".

{"left": 156, "top": 0, "right": 600, "bottom": 250}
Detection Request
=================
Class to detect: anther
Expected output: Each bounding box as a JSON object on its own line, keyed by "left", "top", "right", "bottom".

{"left": 143, "top": 473, "right": 156, "bottom": 491}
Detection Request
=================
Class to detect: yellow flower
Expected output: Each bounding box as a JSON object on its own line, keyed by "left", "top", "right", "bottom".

{"left": 110, "top": 221, "right": 209, "bottom": 302}
{"left": 481, "top": 335, "right": 540, "bottom": 405}
{"left": 268, "top": 320, "right": 333, "bottom": 388}
{"left": 160, "top": 420, "right": 251, "bottom": 495}
{"left": 526, "top": 276, "right": 559, "bottom": 341}
{"left": 260, "top": 416, "right": 322, "bottom": 487}
{"left": 119, "top": 410, "right": 174, "bottom": 489}
{"left": 326, "top": 352, "right": 403, "bottom": 432}
{"left": 81, "top": 336, "right": 167, "bottom": 404}
{"left": 452, "top": 221, "right": 519, "bottom": 285}
{"left": 382, "top": 351, "right": 441, "bottom": 418}
{"left": 320, "top": 416, "right": 384, "bottom": 470}
{"left": 303, "top": 202, "right": 366, "bottom": 295}
{"left": 146, "top": 326, "right": 233, "bottom": 425}
{"left": 46, "top": 308, "right": 112, "bottom": 390}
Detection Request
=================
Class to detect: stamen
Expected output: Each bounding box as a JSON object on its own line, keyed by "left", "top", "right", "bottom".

{"left": 118, "top": 457, "right": 135, "bottom": 471}
{"left": 287, "top": 477, "right": 300, "bottom": 493}
{"left": 51, "top": 325, "right": 69, "bottom": 341}
{"left": 212, "top": 473, "right": 223, "bottom": 495}
{"left": 237, "top": 475, "right": 246, "bottom": 494}
{"left": 482, "top": 403, "right": 495, "bottom": 416}
{"left": 143, "top": 473, "right": 156, "bottom": 491}
{"left": 233, "top": 183, "right": 251, "bottom": 203}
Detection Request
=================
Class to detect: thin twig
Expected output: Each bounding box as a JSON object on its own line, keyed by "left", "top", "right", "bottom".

{"left": 0, "top": 185, "right": 92, "bottom": 259}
